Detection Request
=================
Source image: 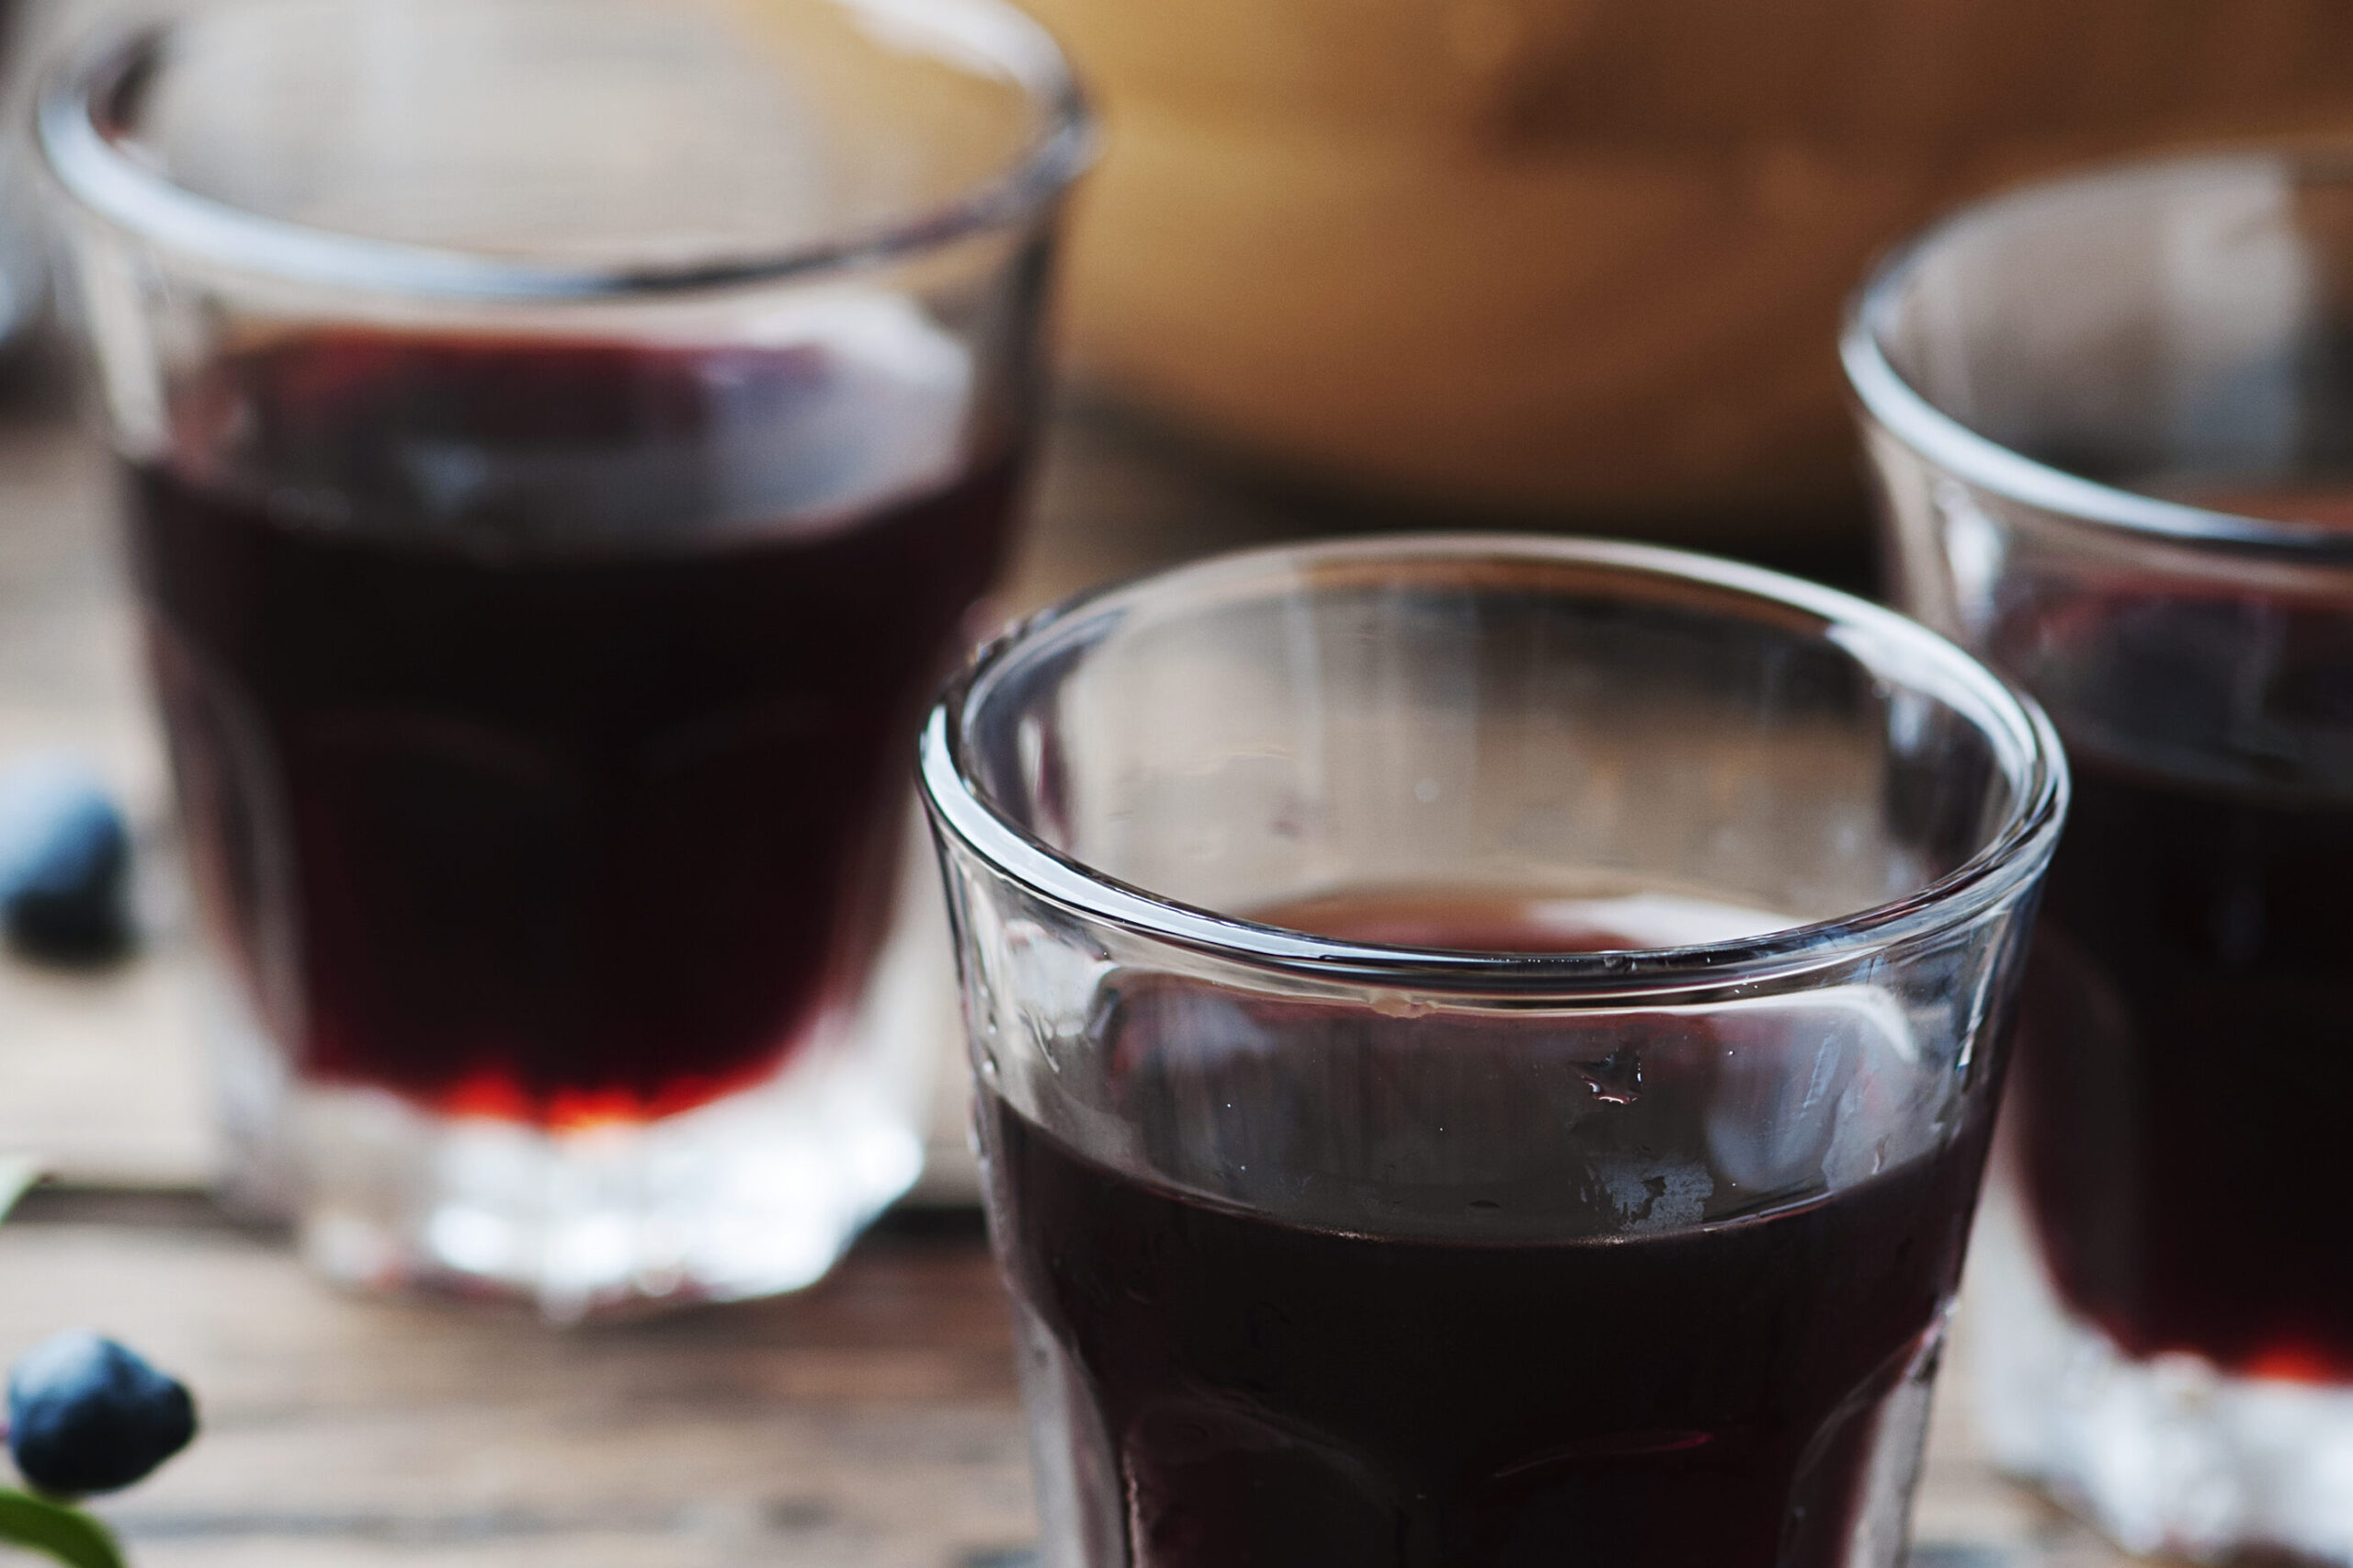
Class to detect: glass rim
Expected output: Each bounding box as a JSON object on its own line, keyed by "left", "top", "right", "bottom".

{"left": 34, "top": 0, "right": 1096, "bottom": 301}
{"left": 1842, "top": 145, "right": 2353, "bottom": 564}
{"left": 921, "top": 533, "right": 2069, "bottom": 1001}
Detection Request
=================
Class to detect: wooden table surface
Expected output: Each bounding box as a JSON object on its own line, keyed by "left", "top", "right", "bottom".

{"left": 0, "top": 361, "right": 2134, "bottom": 1567}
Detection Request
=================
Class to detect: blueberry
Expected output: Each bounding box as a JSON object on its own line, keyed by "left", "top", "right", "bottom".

{"left": 0, "top": 756, "right": 131, "bottom": 960}
{"left": 6, "top": 1332, "right": 197, "bottom": 1496}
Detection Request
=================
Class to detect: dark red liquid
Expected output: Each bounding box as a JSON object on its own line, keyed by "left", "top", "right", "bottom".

{"left": 2003, "top": 582, "right": 2353, "bottom": 1381}
{"left": 132, "top": 330, "right": 1018, "bottom": 1126}
{"left": 985, "top": 893, "right": 1997, "bottom": 1568}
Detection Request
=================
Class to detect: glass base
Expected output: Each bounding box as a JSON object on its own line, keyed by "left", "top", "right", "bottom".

{"left": 305, "top": 1063, "right": 921, "bottom": 1321}
{"left": 200, "top": 912, "right": 943, "bottom": 1321}
{"left": 1972, "top": 1182, "right": 2353, "bottom": 1564}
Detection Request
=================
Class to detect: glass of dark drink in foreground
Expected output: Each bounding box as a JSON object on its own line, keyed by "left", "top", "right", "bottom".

{"left": 36, "top": 0, "right": 1089, "bottom": 1317}
{"left": 1849, "top": 152, "right": 2353, "bottom": 1562}
{"left": 920, "top": 536, "right": 2064, "bottom": 1568}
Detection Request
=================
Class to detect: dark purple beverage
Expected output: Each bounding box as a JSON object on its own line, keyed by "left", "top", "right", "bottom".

{"left": 2001, "top": 571, "right": 2353, "bottom": 1381}
{"left": 132, "top": 330, "right": 1018, "bottom": 1126}
{"left": 983, "top": 892, "right": 1996, "bottom": 1568}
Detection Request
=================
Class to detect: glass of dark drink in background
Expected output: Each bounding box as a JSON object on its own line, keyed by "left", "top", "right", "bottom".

{"left": 1851, "top": 153, "right": 2353, "bottom": 1563}
{"left": 35, "top": 0, "right": 1089, "bottom": 1317}
{"left": 921, "top": 537, "right": 2063, "bottom": 1568}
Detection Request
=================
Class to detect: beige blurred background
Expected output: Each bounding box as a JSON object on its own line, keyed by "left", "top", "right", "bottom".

{"left": 1017, "top": 0, "right": 2353, "bottom": 547}
{"left": 20, "top": 0, "right": 2353, "bottom": 553}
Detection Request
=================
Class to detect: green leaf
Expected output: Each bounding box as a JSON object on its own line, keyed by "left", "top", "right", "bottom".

{"left": 0, "top": 1489, "right": 125, "bottom": 1568}
{"left": 0, "top": 1157, "right": 39, "bottom": 1223}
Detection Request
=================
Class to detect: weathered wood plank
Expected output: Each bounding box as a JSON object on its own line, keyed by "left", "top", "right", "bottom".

{"left": 0, "top": 1197, "right": 2132, "bottom": 1568}
{"left": 0, "top": 1202, "right": 1033, "bottom": 1568}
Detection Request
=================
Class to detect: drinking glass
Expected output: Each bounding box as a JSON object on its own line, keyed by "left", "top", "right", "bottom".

{"left": 1849, "top": 151, "right": 2353, "bottom": 1562}
{"left": 921, "top": 535, "right": 2063, "bottom": 1568}
{"left": 37, "top": 0, "right": 1090, "bottom": 1319}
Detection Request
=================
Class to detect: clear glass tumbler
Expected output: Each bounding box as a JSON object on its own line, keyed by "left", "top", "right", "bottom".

{"left": 921, "top": 536, "right": 2064, "bottom": 1568}
{"left": 1849, "top": 152, "right": 2353, "bottom": 1562}
{"left": 37, "top": 0, "right": 1090, "bottom": 1318}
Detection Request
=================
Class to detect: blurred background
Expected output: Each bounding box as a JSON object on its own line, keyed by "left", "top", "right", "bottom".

{"left": 1035, "top": 0, "right": 2353, "bottom": 562}
{"left": 7, "top": 2, "right": 2353, "bottom": 574}
{"left": 1015, "top": 0, "right": 2353, "bottom": 572}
